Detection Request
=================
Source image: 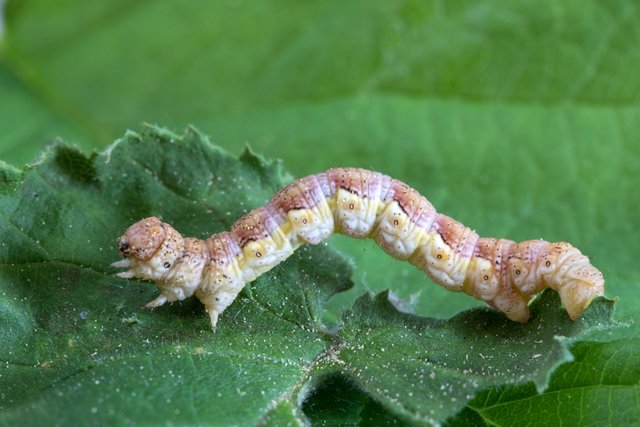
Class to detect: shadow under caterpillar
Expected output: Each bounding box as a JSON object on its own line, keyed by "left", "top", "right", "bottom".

{"left": 112, "top": 168, "right": 605, "bottom": 331}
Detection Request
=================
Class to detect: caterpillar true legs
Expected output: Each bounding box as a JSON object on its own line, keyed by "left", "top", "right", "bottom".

{"left": 112, "top": 168, "right": 605, "bottom": 331}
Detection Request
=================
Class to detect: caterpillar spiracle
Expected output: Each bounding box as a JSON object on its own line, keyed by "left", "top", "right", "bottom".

{"left": 112, "top": 168, "right": 605, "bottom": 331}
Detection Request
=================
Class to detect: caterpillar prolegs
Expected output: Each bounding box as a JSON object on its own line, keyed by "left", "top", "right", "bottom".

{"left": 112, "top": 168, "right": 605, "bottom": 331}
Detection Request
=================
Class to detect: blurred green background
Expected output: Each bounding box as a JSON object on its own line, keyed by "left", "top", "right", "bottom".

{"left": 0, "top": 0, "right": 639, "bottom": 324}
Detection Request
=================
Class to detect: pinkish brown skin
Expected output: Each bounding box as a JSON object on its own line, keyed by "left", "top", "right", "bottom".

{"left": 113, "top": 168, "right": 605, "bottom": 331}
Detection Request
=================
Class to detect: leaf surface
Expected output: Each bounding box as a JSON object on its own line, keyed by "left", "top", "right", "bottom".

{"left": 0, "top": 127, "right": 621, "bottom": 426}
{"left": 2, "top": 1, "right": 639, "bottom": 424}
{"left": 445, "top": 338, "right": 640, "bottom": 426}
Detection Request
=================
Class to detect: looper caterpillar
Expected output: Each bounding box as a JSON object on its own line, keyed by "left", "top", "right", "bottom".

{"left": 113, "top": 168, "right": 605, "bottom": 331}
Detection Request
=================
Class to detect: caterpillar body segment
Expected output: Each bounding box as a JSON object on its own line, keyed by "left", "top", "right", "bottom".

{"left": 113, "top": 168, "right": 605, "bottom": 331}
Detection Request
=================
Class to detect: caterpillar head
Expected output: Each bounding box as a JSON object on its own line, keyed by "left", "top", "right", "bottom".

{"left": 540, "top": 242, "right": 605, "bottom": 320}
{"left": 112, "top": 217, "right": 185, "bottom": 283}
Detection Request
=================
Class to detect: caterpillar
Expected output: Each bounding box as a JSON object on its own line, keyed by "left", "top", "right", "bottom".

{"left": 112, "top": 168, "right": 605, "bottom": 331}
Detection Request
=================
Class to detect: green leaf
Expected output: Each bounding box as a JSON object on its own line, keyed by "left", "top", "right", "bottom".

{"left": 0, "top": 126, "right": 349, "bottom": 426}
{"left": 1, "top": 0, "right": 639, "bottom": 333}
{"left": 2, "top": 1, "right": 639, "bottom": 424}
{"left": 445, "top": 338, "right": 640, "bottom": 426}
{"left": 335, "top": 290, "right": 618, "bottom": 425}
{"left": 0, "top": 127, "right": 621, "bottom": 425}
